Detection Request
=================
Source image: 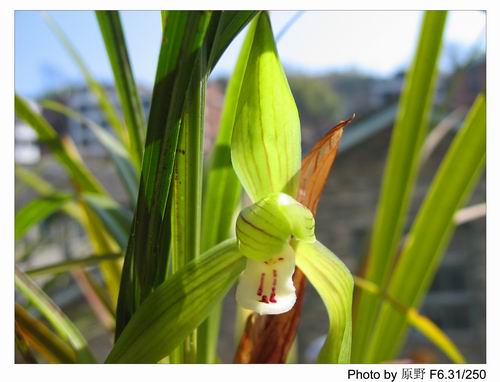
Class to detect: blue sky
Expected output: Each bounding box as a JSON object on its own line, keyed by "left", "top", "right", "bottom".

{"left": 15, "top": 11, "right": 485, "bottom": 98}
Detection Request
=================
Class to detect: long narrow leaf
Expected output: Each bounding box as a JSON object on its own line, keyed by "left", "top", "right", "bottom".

{"left": 42, "top": 12, "right": 127, "bottom": 144}
{"left": 71, "top": 269, "right": 116, "bottom": 331}
{"left": 201, "top": 14, "right": 257, "bottom": 253}
{"left": 206, "top": 11, "right": 259, "bottom": 72}
{"left": 15, "top": 164, "right": 122, "bottom": 304}
{"left": 26, "top": 253, "right": 123, "bottom": 277}
{"left": 15, "top": 322, "right": 38, "bottom": 363}
{"left": 197, "top": 13, "right": 257, "bottom": 364}
{"left": 41, "top": 99, "right": 138, "bottom": 204}
{"left": 15, "top": 267, "right": 96, "bottom": 363}
{"left": 106, "top": 239, "right": 244, "bottom": 363}
{"left": 170, "top": 38, "right": 209, "bottom": 364}
{"left": 353, "top": 277, "right": 465, "bottom": 363}
{"left": 365, "top": 95, "right": 486, "bottom": 363}
{"left": 82, "top": 193, "right": 132, "bottom": 251}
{"left": 78, "top": 202, "right": 123, "bottom": 305}
{"left": 15, "top": 95, "right": 106, "bottom": 194}
{"left": 16, "top": 304, "right": 75, "bottom": 363}
{"left": 15, "top": 303, "right": 76, "bottom": 363}
{"left": 352, "top": 11, "right": 448, "bottom": 361}
{"left": 115, "top": 11, "right": 213, "bottom": 338}
{"left": 15, "top": 165, "right": 57, "bottom": 196}
{"left": 96, "top": 11, "right": 146, "bottom": 168}
{"left": 15, "top": 193, "right": 72, "bottom": 241}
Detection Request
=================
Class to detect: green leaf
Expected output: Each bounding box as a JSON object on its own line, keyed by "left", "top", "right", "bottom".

{"left": 82, "top": 193, "right": 132, "bottom": 251}
{"left": 16, "top": 193, "right": 72, "bottom": 241}
{"left": 15, "top": 320, "right": 38, "bottom": 363}
{"left": 206, "top": 11, "right": 259, "bottom": 71}
{"left": 171, "top": 53, "right": 206, "bottom": 274}
{"left": 26, "top": 253, "right": 123, "bottom": 277}
{"left": 353, "top": 277, "right": 465, "bottom": 363}
{"left": 294, "top": 240, "right": 353, "bottom": 363}
{"left": 197, "top": 13, "right": 258, "bottom": 363}
{"left": 201, "top": 13, "right": 256, "bottom": 253}
{"left": 406, "top": 311, "right": 465, "bottom": 364}
{"left": 365, "top": 95, "right": 486, "bottom": 363}
{"left": 115, "top": 11, "right": 213, "bottom": 338}
{"left": 352, "top": 11, "right": 448, "bottom": 361}
{"left": 96, "top": 11, "right": 147, "bottom": 168}
{"left": 15, "top": 163, "right": 122, "bottom": 305}
{"left": 77, "top": 203, "right": 123, "bottom": 305}
{"left": 15, "top": 165, "right": 57, "bottom": 196}
{"left": 169, "top": 30, "right": 209, "bottom": 364}
{"left": 42, "top": 12, "right": 127, "bottom": 145}
{"left": 161, "top": 11, "right": 168, "bottom": 30}
{"left": 231, "top": 12, "right": 301, "bottom": 202}
{"left": 106, "top": 239, "right": 244, "bottom": 363}
{"left": 16, "top": 303, "right": 76, "bottom": 363}
{"left": 41, "top": 99, "right": 139, "bottom": 204}
{"left": 15, "top": 267, "right": 96, "bottom": 363}
{"left": 15, "top": 95, "right": 106, "bottom": 194}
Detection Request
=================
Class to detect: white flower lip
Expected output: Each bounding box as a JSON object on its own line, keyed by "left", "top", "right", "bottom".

{"left": 235, "top": 245, "right": 296, "bottom": 315}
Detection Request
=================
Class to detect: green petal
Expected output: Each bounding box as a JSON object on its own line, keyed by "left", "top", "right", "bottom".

{"left": 236, "top": 193, "right": 315, "bottom": 261}
{"left": 231, "top": 12, "right": 301, "bottom": 201}
{"left": 294, "top": 240, "right": 353, "bottom": 363}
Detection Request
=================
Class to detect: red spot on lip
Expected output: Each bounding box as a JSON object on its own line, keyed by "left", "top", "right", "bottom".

{"left": 270, "top": 287, "right": 277, "bottom": 303}
{"left": 257, "top": 273, "right": 265, "bottom": 296}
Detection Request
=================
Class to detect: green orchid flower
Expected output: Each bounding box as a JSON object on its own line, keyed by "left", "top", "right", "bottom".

{"left": 229, "top": 13, "right": 354, "bottom": 354}
{"left": 235, "top": 192, "right": 315, "bottom": 314}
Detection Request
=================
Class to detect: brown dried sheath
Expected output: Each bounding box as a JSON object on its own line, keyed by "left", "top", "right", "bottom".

{"left": 233, "top": 116, "right": 353, "bottom": 363}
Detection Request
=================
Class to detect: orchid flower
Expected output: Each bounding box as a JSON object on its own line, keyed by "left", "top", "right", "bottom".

{"left": 229, "top": 12, "right": 353, "bottom": 334}
{"left": 235, "top": 192, "right": 316, "bottom": 314}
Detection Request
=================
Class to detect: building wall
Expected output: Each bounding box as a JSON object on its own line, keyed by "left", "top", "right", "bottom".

{"left": 298, "top": 125, "right": 486, "bottom": 362}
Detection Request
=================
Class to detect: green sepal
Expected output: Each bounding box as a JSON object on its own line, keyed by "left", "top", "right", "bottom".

{"left": 230, "top": 12, "right": 301, "bottom": 202}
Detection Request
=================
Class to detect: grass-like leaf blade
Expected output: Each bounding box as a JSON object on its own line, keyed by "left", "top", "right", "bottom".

{"left": 15, "top": 267, "right": 96, "bottom": 363}
{"left": 26, "top": 253, "right": 123, "bottom": 277}
{"left": 206, "top": 11, "right": 259, "bottom": 72}
{"left": 106, "top": 240, "right": 244, "bottom": 363}
{"left": 115, "top": 11, "right": 213, "bottom": 338}
{"left": 15, "top": 194, "right": 72, "bottom": 241}
{"left": 96, "top": 11, "right": 147, "bottom": 169}
{"left": 365, "top": 94, "right": 486, "bottom": 362}
{"left": 82, "top": 193, "right": 132, "bottom": 251}
{"left": 15, "top": 95, "right": 106, "bottom": 194}
{"left": 353, "top": 276, "right": 465, "bottom": 363}
{"left": 41, "top": 99, "right": 139, "bottom": 204}
{"left": 16, "top": 303, "right": 77, "bottom": 363}
{"left": 352, "top": 11, "right": 448, "bottom": 361}
{"left": 197, "top": 12, "right": 258, "bottom": 363}
{"left": 42, "top": 12, "right": 127, "bottom": 145}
